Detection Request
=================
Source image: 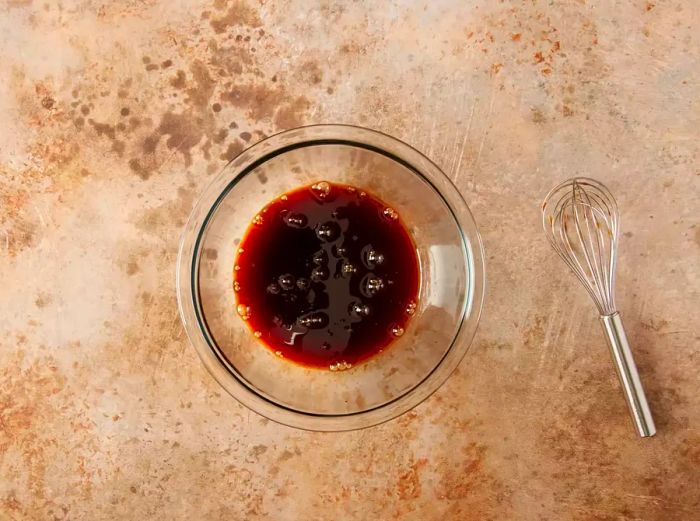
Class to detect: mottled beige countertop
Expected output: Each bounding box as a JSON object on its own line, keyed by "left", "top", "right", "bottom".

{"left": 1, "top": 1, "right": 698, "bottom": 519}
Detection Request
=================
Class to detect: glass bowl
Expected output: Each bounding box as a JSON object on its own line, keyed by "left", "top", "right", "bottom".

{"left": 176, "top": 124, "right": 485, "bottom": 431}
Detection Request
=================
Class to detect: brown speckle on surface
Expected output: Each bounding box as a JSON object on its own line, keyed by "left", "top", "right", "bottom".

{"left": 210, "top": 0, "right": 261, "bottom": 34}
{"left": 1, "top": 0, "right": 698, "bottom": 520}
{"left": 128, "top": 158, "right": 151, "bottom": 180}
{"left": 88, "top": 119, "right": 116, "bottom": 140}
{"left": 153, "top": 111, "right": 207, "bottom": 166}
{"left": 531, "top": 108, "right": 546, "bottom": 123}
{"left": 170, "top": 70, "right": 187, "bottom": 89}
{"left": 125, "top": 259, "right": 140, "bottom": 275}
{"left": 112, "top": 140, "right": 126, "bottom": 156}
{"left": 34, "top": 292, "right": 52, "bottom": 308}
{"left": 220, "top": 140, "right": 244, "bottom": 162}
{"left": 297, "top": 60, "right": 323, "bottom": 85}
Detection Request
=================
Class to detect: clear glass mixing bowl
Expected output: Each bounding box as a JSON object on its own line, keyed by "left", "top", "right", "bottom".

{"left": 176, "top": 124, "right": 485, "bottom": 431}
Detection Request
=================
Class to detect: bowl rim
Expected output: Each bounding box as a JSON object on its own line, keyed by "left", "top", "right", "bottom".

{"left": 176, "top": 123, "right": 486, "bottom": 431}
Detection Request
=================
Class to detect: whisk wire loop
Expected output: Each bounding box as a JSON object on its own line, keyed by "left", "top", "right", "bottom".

{"left": 542, "top": 177, "right": 619, "bottom": 315}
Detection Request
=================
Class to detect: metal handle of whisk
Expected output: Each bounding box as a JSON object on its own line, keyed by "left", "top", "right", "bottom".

{"left": 600, "top": 312, "right": 656, "bottom": 437}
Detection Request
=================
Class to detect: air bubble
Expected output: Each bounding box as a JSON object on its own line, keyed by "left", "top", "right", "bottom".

{"left": 333, "top": 245, "right": 347, "bottom": 257}
{"left": 311, "top": 181, "right": 331, "bottom": 199}
{"left": 405, "top": 301, "right": 417, "bottom": 316}
{"left": 311, "top": 266, "right": 329, "bottom": 282}
{"left": 369, "top": 251, "right": 384, "bottom": 265}
{"left": 237, "top": 247, "right": 244, "bottom": 254}
{"left": 280, "top": 194, "right": 288, "bottom": 201}
{"left": 368, "top": 278, "right": 383, "bottom": 292}
{"left": 296, "top": 277, "right": 310, "bottom": 291}
{"left": 283, "top": 212, "right": 307, "bottom": 228}
{"left": 233, "top": 281, "right": 241, "bottom": 292}
{"left": 341, "top": 261, "right": 357, "bottom": 277}
{"left": 234, "top": 265, "right": 241, "bottom": 271}
{"left": 274, "top": 350, "right": 283, "bottom": 357}
{"left": 266, "top": 283, "right": 280, "bottom": 295}
{"left": 391, "top": 326, "right": 404, "bottom": 337}
{"left": 236, "top": 304, "right": 250, "bottom": 320}
{"left": 383, "top": 207, "right": 399, "bottom": 220}
{"left": 361, "top": 244, "right": 384, "bottom": 268}
{"left": 350, "top": 302, "right": 370, "bottom": 317}
{"left": 316, "top": 222, "right": 339, "bottom": 242}
{"left": 360, "top": 273, "right": 385, "bottom": 297}
{"left": 297, "top": 312, "right": 329, "bottom": 329}
{"left": 254, "top": 331, "right": 262, "bottom": 338}
{"left": 312, "top": 250, "right": 327, "bottom": 265}
{"left": 329, "top": 360, "right": 352, "bottom": 371}
{"left": 278, "top": 274, "right": 295, "bottom": 290}
{"left": 252, "top": 214, "right": 264, "bottom": 225}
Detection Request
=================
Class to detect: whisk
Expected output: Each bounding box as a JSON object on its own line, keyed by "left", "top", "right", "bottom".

{"left": 542, "top": 177, "right": 656, "bottom": 437}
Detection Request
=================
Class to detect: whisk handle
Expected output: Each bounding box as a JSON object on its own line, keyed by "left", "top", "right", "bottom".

{"left": 600, "top": 312, "right": 656, "bottom": 437}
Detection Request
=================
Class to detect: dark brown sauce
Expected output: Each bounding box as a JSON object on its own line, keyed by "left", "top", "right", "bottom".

{"left": 234, "top": 181, "right": 420, "bottom": 370}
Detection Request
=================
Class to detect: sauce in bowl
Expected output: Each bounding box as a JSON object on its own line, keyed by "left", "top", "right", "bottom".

{"left": 234, "top": 181, "right": 419, "bottom": 370}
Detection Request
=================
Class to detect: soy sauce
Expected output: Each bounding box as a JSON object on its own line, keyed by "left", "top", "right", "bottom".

{"left": 234, "top": 181, "right": 419, "bottom": 370}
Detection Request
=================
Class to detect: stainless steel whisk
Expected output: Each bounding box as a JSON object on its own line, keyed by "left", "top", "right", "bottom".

{"left": 542, "top": 177, "right": 656, "bottom": 437}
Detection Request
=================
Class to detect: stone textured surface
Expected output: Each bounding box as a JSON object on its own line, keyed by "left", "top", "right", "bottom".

{"left": 1, "top": 1, "right": 698, "bottom": 519}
